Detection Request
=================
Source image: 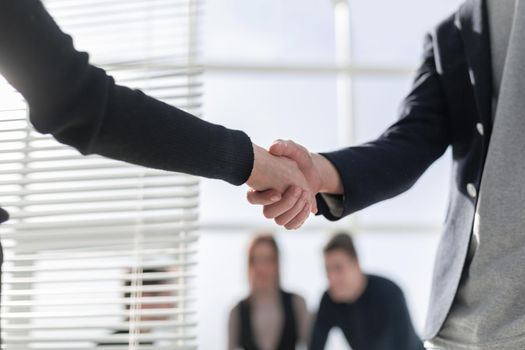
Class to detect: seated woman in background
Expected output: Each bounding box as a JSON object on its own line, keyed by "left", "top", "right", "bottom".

{"left": 310, "top": 232, "right": 424, "bottom": 350}
{"left": 228, "top": 234, "right": 310, "bottom": 350}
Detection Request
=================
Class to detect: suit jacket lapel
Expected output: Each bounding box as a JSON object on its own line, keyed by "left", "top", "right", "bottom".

{"left": 458, "top": 0, "right": 494, "bottom": 131}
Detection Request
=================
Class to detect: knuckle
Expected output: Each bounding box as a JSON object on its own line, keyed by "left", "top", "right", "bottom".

{"left": 276, "top": 218, "right": 287, "bottom": 227}
{"left": 288, "top": 195, "right": 300, "bottom": 206}
{"left": 303, "top": 192, "right": 311, "bottom": 202}
{"left": 275, "top": 216, "right": 287, "bottom": 226}
{"left": 263, "top": 208, "right": 274, "bottom": 219}
{"left": 303, "top": 203, "right": 310, "bottom": 214}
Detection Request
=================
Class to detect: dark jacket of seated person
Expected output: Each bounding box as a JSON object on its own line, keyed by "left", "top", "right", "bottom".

{"left": 310, "top": 233, "right": 424, "bottom": 350}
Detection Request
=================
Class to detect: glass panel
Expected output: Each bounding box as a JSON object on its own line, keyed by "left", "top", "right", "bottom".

{"left": 204, "top": 0, "right": 336, "bottom": 64}
{"left": 201, "top": 71, "right": 339, "bottom": 226}
{"left": 351, "top": 0, "right": 466, "bottom": 66}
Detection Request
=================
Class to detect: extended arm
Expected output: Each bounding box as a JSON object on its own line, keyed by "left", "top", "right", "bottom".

{"left": 0, "top": 0, "right": 252, "bottom": 185}
{"left": 248, "top": 33, "right": 451, "bottom": 224}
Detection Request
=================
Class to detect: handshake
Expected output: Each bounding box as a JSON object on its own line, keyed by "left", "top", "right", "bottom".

{"left": 246, "top": 140, "right": 343, "bottom": 230}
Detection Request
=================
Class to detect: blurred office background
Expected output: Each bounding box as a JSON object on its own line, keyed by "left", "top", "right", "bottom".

{"left": 198, "top": 0, "right": 464, "bottom": 348}
{"left": 0, "top": 0, "right": 465, "bottom": 349}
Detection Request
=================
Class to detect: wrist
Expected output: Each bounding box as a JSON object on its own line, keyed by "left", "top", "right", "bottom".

{"left": 247, "top": 143, "right": 262, "bottom": 188}
{"left": 247, "top": 143, "right": 271, "bottom": 190}
{"left": 312, "top": 153, "right": 343, "bottom": 194}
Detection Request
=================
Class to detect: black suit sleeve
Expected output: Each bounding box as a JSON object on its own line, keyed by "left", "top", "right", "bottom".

{"left": 0, "top": 0, "right": 253, "bottom": 186}
{"left": 317, "top": 34, "right": 451, "bottom": 220}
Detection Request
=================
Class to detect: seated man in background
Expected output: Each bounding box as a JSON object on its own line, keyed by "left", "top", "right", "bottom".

{"left": 228, "top": 234, "right": 310, "bottom": 350}
{"left": 310, "top": 233, "right": 423, "bottom": 350}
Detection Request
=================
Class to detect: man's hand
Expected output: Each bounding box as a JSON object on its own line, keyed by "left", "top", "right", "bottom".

{"left": 270, "top": 140, "right": 323, "bottom": 195}
{"left": 246, "top": 144, "right": 317, "bottom": 229}
{"left": 247, "top": 140, "right": 343, "bottom": 228}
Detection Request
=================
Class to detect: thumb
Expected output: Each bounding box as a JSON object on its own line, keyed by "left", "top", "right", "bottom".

{"left": 269, "top": 140, "right": 310, "bottom": 168}
{"left": 310, "top": 194, "right": 318, "bottom": 214}
{"left": 247, "top": 188, "right": 282, "bottom": 205}
{"left": 268, "top": 139, "right": 287, "bottom": 157}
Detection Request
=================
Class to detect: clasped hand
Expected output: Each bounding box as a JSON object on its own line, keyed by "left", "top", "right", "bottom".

{"left": 246, "top": 140, "right": 342, "bottom": 230}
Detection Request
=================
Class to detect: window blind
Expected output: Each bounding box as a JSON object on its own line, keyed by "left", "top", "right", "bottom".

{"left": 0, "top": 0, "right": 202, "bottom": 348}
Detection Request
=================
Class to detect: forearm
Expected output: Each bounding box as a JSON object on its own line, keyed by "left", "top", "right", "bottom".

{"left": 312, "top": 153, "right": 343, "bottom": 195}
{"left": 0, "top": 0, "right": 254, "bottom": 185}
{"left": 318, "top": 135, "right": 447, "bottom": 219}
{"left": 316, "top": 34, "right": 450, "bottom": 219}
{"left": 90, "top": 85, "right": 254, "bottom": 185}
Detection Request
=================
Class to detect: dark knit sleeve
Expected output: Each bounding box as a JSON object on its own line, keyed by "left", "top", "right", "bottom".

{"left": 0, "top": 0, "right": 254, "bottom": 186}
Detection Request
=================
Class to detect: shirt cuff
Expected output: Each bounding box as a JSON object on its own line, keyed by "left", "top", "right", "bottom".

{"left": 320, "top": 193, "right": 344, "bottom": 218}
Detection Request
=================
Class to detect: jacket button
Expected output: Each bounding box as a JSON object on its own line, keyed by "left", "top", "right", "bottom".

{"left": 467, "top": 183, "right": 477, "bottom": 198}
{"left": 476, "top": 123, "right": 484, "bottom": 136}
{"left": 469, "top": 69, "right": 476, "bottom": 85}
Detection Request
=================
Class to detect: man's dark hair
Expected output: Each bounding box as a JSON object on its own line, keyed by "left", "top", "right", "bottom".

{"left": 323, "top": 232, "right": 358, "bottom": 261}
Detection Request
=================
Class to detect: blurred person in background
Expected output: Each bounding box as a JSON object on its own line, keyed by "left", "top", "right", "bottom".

{"left": 310, "top": 233, "right": 424, "bottom": 350}
{"left": 97, "top": 267, "right": 174, "bottom": 347}
{"left": 228, "top": 234, "right": 310, "bottom": 350}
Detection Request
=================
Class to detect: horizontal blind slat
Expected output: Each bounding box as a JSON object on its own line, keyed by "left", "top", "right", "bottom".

{"left": 1, "top": 1, "right": 200, "bottom": 348}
